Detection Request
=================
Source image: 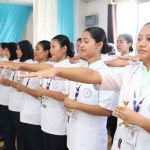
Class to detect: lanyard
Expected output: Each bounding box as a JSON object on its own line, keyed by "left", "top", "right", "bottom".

{"left": 133, "top": 92, "right": 145, "bottom": 113}
{"left": 26, "top": 78, "right": 30, "bottom": 87}
{"left": 12, "top": 71, "right": 17, "bottom": 82}
{"left": 74, "top": 83, "right": 82, "bottom": 101}
{"left": 46, "top": 78, "right": 52, "bottom": 90}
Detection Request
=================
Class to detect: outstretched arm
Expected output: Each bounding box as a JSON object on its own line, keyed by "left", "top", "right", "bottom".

{"left": 104, "top": 55, "right": 139, "bottom": 67}
{"left": 19, "top": 63, "right": 53, "bottom": 72}
{"left": 0, "top": 62, "right": 53, "bottom": 72}
{"left": 19, "top": 67, "right": 102, "bottom": 84}
{"left": 56, "top": 67, "right": 101, "bottom": 84}
{"left": 105, "top": 58, "right": 129, "bottom": 67}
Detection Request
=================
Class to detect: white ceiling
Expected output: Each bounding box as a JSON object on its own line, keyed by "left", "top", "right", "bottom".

{"left": 0, "top": 0, "right": 33, "bottom": 6}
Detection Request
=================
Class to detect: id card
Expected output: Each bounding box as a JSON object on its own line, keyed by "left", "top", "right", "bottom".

{"left": 71, "top": 109, "right": 78, "bottom": 120}
{"left": 126, "top": 126, "right": 139, "bottom": 146}
{"left": 41, "top": 99, "right": 47, "bottom": 108}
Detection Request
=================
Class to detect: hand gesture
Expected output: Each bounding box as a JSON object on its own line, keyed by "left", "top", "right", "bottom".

{"left": 114, "top": 107, "right": 139, "bottom": 125}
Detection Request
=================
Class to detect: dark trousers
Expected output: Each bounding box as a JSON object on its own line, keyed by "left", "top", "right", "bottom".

{"left": 0, "top": 105, "right": 3, "bottom": 138}
{"left": 42, "top": 131, "right": 68, "bottom": 150}
{"left": 107, "top": 116, "right": 117, "bottom": 143}
{"left": 22, "top": 123, "right": 44, "bottom": 150}
{"left": 0, "top": 105, "right": 16, "bottom": 150}
{"left": 10, "top": 111, "right": 25, "bottom": 150}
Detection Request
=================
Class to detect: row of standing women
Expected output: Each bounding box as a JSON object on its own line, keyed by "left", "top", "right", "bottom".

{"left": 0, "top": 23, "right": 148, "bottom": 150}
{"left": 19, "top": 22, "right": 150, "bottom": 150}
{"left": 0, "top": 29, "right": 117, "bottom": 150}
{"left": 0, "top": 40, "right": 53, "bottom": 150}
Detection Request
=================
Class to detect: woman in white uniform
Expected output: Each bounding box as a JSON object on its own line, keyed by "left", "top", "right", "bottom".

{"left": 2, "top": 40, "right": 34, "bottom": 150}
{"left": 117, "top": 33, "right": 134, "bottom": 57}
{"left": 64, "top": 27, "right": 117, "bottom": 150}
{"left": 106, "top": 33, "right": 134, "bottom": 144}
{"left": 6, "top": 37, "right": 79, "bottom": 150}
{"left": 0, "top": 42, "right": 8, "bottom": 144}
{"left": 27, "top": 22, "right": 150, "bottom": 150}
{"left": 15, "top": 40, "right": 52, "bottom": 150}
{"left": 36, "top": 35, "right": 76, "bottom": 150}
{"left": 20, "top": 29, "right": 117, "bottom": 150}
{"left": 0, "top": 42, "right": 17, "bottom": 150}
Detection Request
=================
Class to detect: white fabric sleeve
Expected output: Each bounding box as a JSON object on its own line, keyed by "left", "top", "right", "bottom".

{"left": 98, "top": 90, "right": 119, "bottom": 111}
{"left": 94, "top": 67, "right": 123, "bottom": 91}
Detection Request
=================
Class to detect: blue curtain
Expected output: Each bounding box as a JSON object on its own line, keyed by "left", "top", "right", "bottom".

{"left": 57, "top": 0, "right": 74, "bottom": 42}
{"left": 0, "top": 4, "right": 32, "bottom": 42}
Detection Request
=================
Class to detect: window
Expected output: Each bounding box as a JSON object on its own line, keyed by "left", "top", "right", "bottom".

{"left": 116, "top": 0, "right": 150, "bottom": 50}
{"left": 138, "top": 2, "right": 150, "bottom": 30}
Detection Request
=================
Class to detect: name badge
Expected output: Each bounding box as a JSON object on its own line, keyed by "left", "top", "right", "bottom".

{"left": 126, "top": 126, "right": 139, "bottom": 146}
{"left": 41, "top": 100, "right": 47, "bottom": 108}
{"left": 71, "top": 109, "right": 78, "bottom": 120}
